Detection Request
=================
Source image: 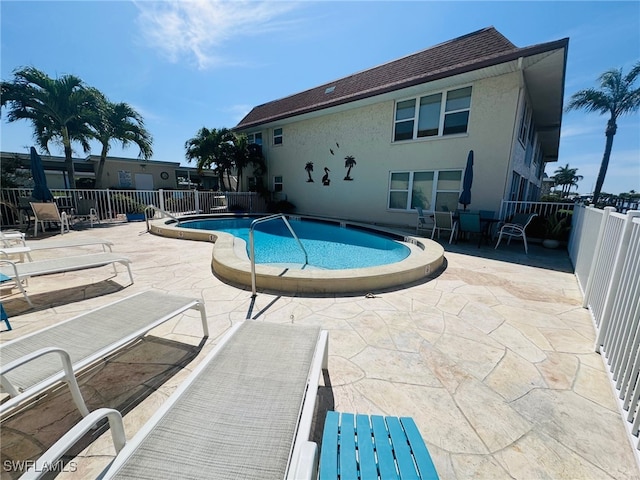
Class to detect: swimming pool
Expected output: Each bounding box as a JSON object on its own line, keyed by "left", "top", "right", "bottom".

{"left": 179, "top": 217, "right": 410, "bottom": 270}
{"left": 148, "top": 214, "right": 445, "bottom": 294}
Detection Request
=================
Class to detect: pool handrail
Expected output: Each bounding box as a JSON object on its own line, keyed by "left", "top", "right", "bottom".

{"left": 145, "top": 205, "right": 179, "bottom": 231}
{"left": 249, "top": 214, "right": 308, "bottom": 296}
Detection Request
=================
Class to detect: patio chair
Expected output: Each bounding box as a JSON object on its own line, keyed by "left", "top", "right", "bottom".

{"left": 416, "top": 206, "right": 430, "bottom": 233}
{"left": 72, "top": 198, "right": 100, "bottom": 227}
{"left": 30, "top": 202, "right": 70, "bottom": 237}
{"left": 0, "top": 252, "right": 133, "bottom": 307}
{"left": 494, "top": 212, "right": 538, "bottom": 254}
{"left": 431, "top": 211, "right": 457, "bottom": 244}
{"left": 457, "top": 211, "right": 484, "bottom": 247}
{"left": 319, "top": 411, "right": 439, "bottom": 479}
{"left": 22, "top": 321, "right": 329, "bottom": 480}
{"left": 0, "top": 290, "right": 208, "bottom": 417}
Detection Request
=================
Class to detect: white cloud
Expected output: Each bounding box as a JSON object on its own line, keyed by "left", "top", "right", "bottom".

{"left": 134, "top": 0, "right": 301, "bottom": 69}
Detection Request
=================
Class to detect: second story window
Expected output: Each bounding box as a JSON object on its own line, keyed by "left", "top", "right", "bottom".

{"left": 273, "top": 128, "right": 283, "bottom": 146}
{"left": 247, "top": 132, "right": 262, "bottom": 145}
{"left": 394, "top": 86, "right": 472, "bottom": 141}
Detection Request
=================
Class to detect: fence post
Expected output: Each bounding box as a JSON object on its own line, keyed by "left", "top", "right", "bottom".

{"left": 194, "top": 190, "right": 200, "bottom": 214}
{"left": 582, "top": 206, "right": 615, "bottom": 309}
{"left": 594, "top": 210, "right": 640, "bottom": 350}
{"left": 107, "top": 190, "right": 114, "bottom": 220}
{"left": 159, "top": 189, "right": 165, "bottom": 212}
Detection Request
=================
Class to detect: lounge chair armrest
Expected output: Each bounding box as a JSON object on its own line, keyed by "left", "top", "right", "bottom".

{"left": 0, "top": 347, "right": 90, "bottom": 417}
{"left": 288, "top": 441, "right": 317, "bottom": 480}
{"left": 20, "top": 408, "right": 127, "bottom": 480}
{"left": 0, "top": 258, "right": 19, "bottom": 276}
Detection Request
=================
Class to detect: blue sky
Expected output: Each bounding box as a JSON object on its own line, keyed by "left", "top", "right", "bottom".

{"left": 1, "top": 1, "right": 639, "bottom": 195}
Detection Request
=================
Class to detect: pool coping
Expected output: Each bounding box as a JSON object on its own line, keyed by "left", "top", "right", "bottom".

{"left": 148, "top": 214, "right": 445, "bottom": 294}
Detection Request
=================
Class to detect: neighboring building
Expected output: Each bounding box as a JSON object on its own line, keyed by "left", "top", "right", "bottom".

{"left": 0, "top": 151, "right": 219, "bottom": 190}
{"left": 234, "top": 27, "right": 568, "bottom": 227}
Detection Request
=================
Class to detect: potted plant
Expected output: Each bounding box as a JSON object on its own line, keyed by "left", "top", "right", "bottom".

{"left": 542, "top": 211, "right": 572, "bottom": 248}
{"left": 125, "top": 202, "right": 147, "bottom": 222}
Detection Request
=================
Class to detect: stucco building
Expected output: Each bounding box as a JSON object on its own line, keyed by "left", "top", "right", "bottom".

{"left": 234, "top": 27, "right": 568, "bottom": 227}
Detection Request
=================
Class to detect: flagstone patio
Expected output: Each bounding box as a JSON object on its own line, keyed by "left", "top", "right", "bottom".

{"left": 1, "top": 221, "right": 638, "bottom": 479}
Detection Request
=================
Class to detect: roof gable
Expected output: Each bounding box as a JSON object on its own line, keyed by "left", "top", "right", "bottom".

{"left": 235, "top": 27, "right": 565, "bottom": 130}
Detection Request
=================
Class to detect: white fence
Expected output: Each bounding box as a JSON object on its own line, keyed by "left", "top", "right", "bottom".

{"left": 0, "top": 188, "right": 268, "bottom": 227}
{"left": 499, "top": 200, "right": 575, "bottom": 221}
{"left": 570, "top": 205, "right": 640, "bottom": 455}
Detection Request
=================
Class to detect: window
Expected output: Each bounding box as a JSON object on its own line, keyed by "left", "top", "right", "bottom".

{"left": 273, "top": 128, "right": 283, "bottom": 146}
{"left": 388, "top": 170, "right": 462, "bottom": 211}
{"left": 518, "top": 101, "right": 532, "bottom": 146}
{"left": 273, "top": 175, "right": 283, "bottom": 192}
{"left": 394, "top": 86, "right": 472, "bottom": 141}
{"left": 247, "top": 132, "right": 262, "bottom": 145}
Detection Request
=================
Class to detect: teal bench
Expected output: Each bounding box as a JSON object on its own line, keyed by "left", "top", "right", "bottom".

{"left": 319, "top": 411, "right": 439, "bottom": 479}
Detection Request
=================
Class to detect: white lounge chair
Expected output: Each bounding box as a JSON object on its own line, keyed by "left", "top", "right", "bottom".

{"left": 0, "top": 290, "right": 208, "bottom": 418}
{"left": 0, "top": 253, "right": 133, "bottom": 307}
{"left": 22, "top": 321, "right": 329, "bottom": 480}
{"left": 30, "top": 202, "right": 70, "bottom": 237}
{"left": 0, "top": 237, "right": 113, "bottom": 262}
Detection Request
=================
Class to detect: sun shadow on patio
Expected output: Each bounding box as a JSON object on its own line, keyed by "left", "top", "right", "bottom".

{"left": 0, "top": 335, "right": 205, "bottom": 479}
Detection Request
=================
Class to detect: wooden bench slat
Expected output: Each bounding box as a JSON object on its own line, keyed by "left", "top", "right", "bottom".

{"left": 339, "top": 413, "right": 358, "bottom": 477}
{"left": 356, "top": 414, "right": 379, "bottom": 480}
{"left": 371, "top": 415, "right": 399, "bottom": 479}
{"left": 400, "top": 417, "right": 439, "bottom": 480}
{"left": 319, "top": 411, "right": 340, "bottom": 478}
{"left": 386, "top": 416, "right": 418, "bottom": 478}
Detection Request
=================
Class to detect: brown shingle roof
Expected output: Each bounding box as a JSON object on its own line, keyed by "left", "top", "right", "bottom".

{"left": 235, "top": 27, "right": 565, "bottom": 130}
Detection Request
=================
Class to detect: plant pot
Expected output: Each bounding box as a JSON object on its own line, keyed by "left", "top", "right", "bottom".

{"left": 126, "top": 213, "right": 146, "bottom": 222}
{"left": 542, "top": 239, "right": 560, "bottom": 249}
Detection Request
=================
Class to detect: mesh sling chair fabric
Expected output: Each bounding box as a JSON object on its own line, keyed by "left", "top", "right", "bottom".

{"left": 30, "top": 202, "right": 70, "bottom": 237}
{"left": 23, "top": 321, "right": 328, "bottom": 480}
{"left": 0, "top": 290, "right": 208, "bottom": 416}
{"left": 431, "top": 211, "right": 457, "bottom": 244}
{"left": 0, "top": 253, "right": 133, "bottom": 307}
{"left": 495, "top": 212, "right": 538, "bottom": 254}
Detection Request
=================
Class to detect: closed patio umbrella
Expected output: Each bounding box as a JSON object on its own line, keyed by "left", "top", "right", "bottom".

{"left": 458, "top": 150, "right": 474, "bottom": 210}
{"left": 30, "top": 147, "right": 54, "bottom": 202}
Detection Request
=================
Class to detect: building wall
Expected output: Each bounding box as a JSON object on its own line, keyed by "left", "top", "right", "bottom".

{"left": 257, "top": 71, "right": 522, "bottom": 228}
{"left": 98, "top": 160, "right": 176, "bottom": 190}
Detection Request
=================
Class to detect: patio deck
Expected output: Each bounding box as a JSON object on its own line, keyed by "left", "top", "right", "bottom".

{"left": 1, "top": 221, "right": 638, "bottom": 479}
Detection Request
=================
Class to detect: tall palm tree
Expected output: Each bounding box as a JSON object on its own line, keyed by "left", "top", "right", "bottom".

{"left": 228, "top": 134, "right": 265, "bottom": 192}
{"left": 553, "top": 163, "right": 583, "bottom": 197}
{"left": 1, "top": 67, "right": 97, "bottom": 188}
{"left": 566, "top": 62, "right": 640, "bottom": 204}
{"left": 185, "top": 127, "right": 234, "bottom": 190}
{"left": 89, "top": 90, "right": 153, "bottom": 188}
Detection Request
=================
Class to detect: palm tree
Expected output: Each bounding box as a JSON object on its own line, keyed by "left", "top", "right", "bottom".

{"left": 1, "top": 67, "right": 97, "bottom": 188}
{"left": 553, "top": 163, "right": 583, "bottom": 197}
{"left": 185, "top": 127, "right": 234, "bottom": 190}
{"left": 228, "top": 134, "right": 266, "bottom": 191}
{"left": 305, "top": 162, "right": 314, "bottom": 182}
{"left": 90, "top": 90, "right": 153, "bottom": 188}
{"left": 566, "top": 62, "right": 640, "bottom": 204}
{"left": 343, "top": 155, "right": 356, "bottom": 181}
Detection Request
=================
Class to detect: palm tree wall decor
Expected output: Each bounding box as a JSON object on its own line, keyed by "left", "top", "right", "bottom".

{"left": 305, "top": 162, "right": 314, "bottom": 182}
{"left": 566, "top": 62, "right": 640, "bottom": 204}
{"left": 1, "top": 67, "right": 98, "bottom": 189}
{"left": 343, "top": 155, "right": 356, "bottom": 181}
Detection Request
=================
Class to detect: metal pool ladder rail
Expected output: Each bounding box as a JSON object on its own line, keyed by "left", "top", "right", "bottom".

{"left": 249, "top": 214, "right": 308, "bottom": 296}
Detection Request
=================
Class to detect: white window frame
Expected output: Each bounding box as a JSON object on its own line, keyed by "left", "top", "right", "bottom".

{"left": 387, "top": 169, "right": 463, "bottom": 212}
{"left": 273, "top": 128, "right": 283, "bottom": 146}
{"left": 247, "top": 132, "right": 262, "bottom": 145}
{"left": 518, "top": 101, "right": 532, "bottom": 146}
{"left": 393, "top": 86, "right": 472, "bottom": 142}
{"left": 273, "top": 175, "right": 283, "bottom": 192}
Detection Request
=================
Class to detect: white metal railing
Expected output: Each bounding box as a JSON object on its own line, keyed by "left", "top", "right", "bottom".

{"left": 570, "top": 204, "right": 640, "bottom": 457}
{"left": 499, "top": 200, "right": 575, "bottom": 221}
{"left": 249, "top": 214, "right": 308, "bottom": 297}
{"left": 0, "top": 188, "right": 268, "bottom": 228}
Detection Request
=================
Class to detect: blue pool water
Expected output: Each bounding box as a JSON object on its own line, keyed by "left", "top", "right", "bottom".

{"left": 179, "top": 217, "right": 410, "bottom": 270}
